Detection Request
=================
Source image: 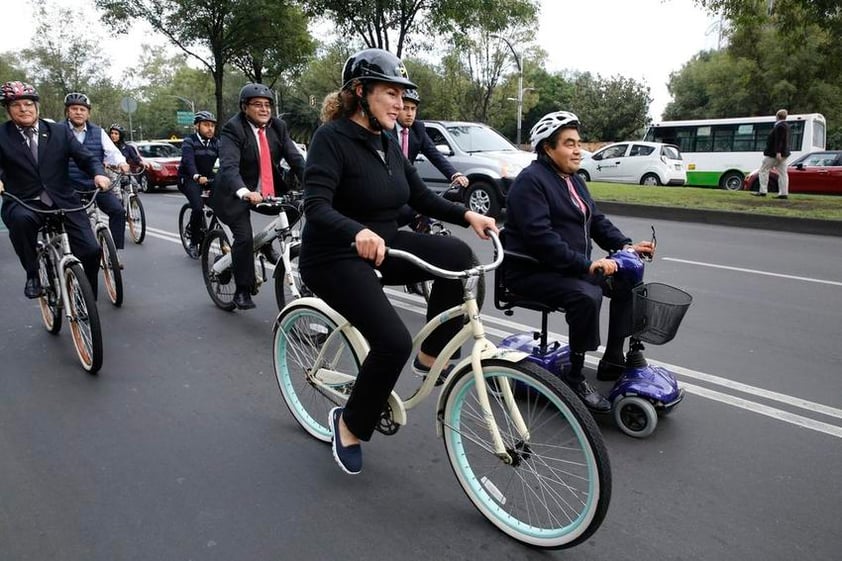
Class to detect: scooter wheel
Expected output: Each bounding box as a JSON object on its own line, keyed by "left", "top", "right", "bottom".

{"left": 613, "top": 395, "right": 658, "bottom": 438}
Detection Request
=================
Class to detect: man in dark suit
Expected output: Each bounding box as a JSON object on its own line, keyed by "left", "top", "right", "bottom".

{"left": 178, "top": 110, "right": 219, "bottom": 258}
{"left": 0, "top": 81, "right": 109, "bottom": 299}
{"left": 391, "top": 89, "right": 468, "bottom": 227}
{"left": 212, "top": 83, "right": 305, "bottom": 309}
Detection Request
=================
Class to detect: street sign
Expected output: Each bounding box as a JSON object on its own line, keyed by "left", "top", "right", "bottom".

{"left": 176, "top": 111, "right": 193, "bottom": 126}
{"left": 120, "top": 97, "right": 138, "bottom": 114}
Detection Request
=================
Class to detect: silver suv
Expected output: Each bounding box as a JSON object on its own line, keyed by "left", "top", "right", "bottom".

{"left": 414, "top": 120, "right": 536, "bottom": 217}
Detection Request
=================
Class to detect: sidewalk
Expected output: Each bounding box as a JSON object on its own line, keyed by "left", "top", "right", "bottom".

{"left": 597, "top": 201, "right": 841, "bottom": 238}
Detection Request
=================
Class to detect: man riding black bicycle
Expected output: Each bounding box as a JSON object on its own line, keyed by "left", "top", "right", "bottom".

{"left": 0, "top": 81, "right": 109, "bottom": 299}
{"left": 178, "top": 110, "right": 219, "bottom": 258}
{"left": 212, "top": 83, "right": 305, "bottom": 310}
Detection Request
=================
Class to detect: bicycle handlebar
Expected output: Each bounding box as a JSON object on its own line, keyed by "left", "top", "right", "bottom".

{"left": 385, "top": 229, "right": 503, "bottom": 280}
{"left": 1, "top": 190, "right": 99, "bottom": 214}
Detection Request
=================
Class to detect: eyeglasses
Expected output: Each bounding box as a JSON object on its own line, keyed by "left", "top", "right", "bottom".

{"left": 247, "top": 102, "right": 272, "bottom": 110}
{"left": 9, "top": 101, "right": 36, "bottom": 110}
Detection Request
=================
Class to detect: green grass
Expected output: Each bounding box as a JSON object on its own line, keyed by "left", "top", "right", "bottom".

{"left": 587, "top": 183, "right": 842, "bottom": 221}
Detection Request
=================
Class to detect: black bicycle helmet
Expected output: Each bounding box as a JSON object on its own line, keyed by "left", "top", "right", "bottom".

{"left": 0, "top": 81, "right": 40, "bottom": 105}
{"left": 64, "top": 92, "right": 91, "bottom": 108}
{"left": 239, "top": 83, "right": 273, "bottom": 107}
{"left": 341, "top": 48, "right": 417, "bottom": 90}
{"left": 402, "top": 88, "right": 421, "bottom": 105}
{"left": 193, "top": 110, "right": 216, "bottom": 124}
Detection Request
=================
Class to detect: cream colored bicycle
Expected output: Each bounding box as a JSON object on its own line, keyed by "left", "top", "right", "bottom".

{"left": 271, "top": 231, "right": 611, "bottom": 549}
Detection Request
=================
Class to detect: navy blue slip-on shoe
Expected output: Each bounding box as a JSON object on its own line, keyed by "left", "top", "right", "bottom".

{"left": 411, "top": 356, "right": 453, "bottom": 386}
{"left": 329, "top": 407, "right": 362, "bottom": 475}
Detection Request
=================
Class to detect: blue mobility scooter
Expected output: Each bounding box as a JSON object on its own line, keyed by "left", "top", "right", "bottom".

{"left": 494, "top": 238, "right": 692, "bottom": 438}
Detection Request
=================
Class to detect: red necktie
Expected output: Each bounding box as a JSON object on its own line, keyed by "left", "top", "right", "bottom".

{"left": 565, "top": 176, "right": 587, "bottom": 215}
{"left": 257, "top": 127, "right": 273, "bottom": 197}
{"left": 400, "top": 127, "right": 409, "bottom": 157}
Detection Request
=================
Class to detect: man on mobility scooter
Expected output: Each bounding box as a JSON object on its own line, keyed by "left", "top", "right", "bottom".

{"left": 502, "top": 111, "right": 656, "bottom": 413}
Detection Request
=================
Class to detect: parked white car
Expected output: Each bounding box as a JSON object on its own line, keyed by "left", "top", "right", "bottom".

{"left": 577, "top": 141, "right": 685, "bottom": 186}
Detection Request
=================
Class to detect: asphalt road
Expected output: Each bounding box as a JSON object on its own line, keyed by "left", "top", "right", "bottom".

{"left": 1, "top": 189, "right": 841, "bottom": 560}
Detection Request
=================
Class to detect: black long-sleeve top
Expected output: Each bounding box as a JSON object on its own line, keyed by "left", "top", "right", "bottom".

{"left": 300, "top": 118, "right": 469, "bottom": 267}
{"left": 505, "top": 157, "right": 630, "bottom": 276}
{"left": 763, "top": 120, "right": 790, "bottom": 158}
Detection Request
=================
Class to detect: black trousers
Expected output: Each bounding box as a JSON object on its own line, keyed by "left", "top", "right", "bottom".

{"left": 1, "top": 199, "right": 101, "bottom": 297}
{"left": 178, "top": 179, "right": 205, "bottom": 244}
{"left": 300, "top": 231, "right": 474, "bottom": 441}
{"left": 507, "top": 270, "right": 633, "bottom": 382}
{"left": 96, "top": 189, "right": 126, "bottom": 249}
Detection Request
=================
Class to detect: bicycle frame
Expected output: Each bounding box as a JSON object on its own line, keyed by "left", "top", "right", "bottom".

{"left": 300, "top": 231, "right": 533, "bottom": 463}
{"left": 210, "top": 197, "right": 302, "bottom": 296}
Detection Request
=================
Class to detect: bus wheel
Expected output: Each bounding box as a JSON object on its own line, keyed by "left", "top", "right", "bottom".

{"left": 720, "top": 171, "right": 744, "bottom": 191}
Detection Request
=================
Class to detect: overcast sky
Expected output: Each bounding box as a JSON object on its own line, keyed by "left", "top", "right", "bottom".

{"left": 3, "top": 0, "right": 719, "bottom": 119}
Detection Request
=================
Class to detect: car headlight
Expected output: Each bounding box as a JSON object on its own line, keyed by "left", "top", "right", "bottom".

{"left": 501, "top": 162, "right": 524, "bottom": 178}
{"left": 150, "top": 161, "right": 162, "bottom": 170}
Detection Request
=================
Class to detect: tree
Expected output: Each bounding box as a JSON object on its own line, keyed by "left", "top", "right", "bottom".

{"left": 304, "top": 0, "right": 538, "bottom": 57}
{"left": 96, "top": 0, "right": 315, "bottom": 119}
{"left": 21, "top": 5, "right": 113, "bottom": 119}
{"left": 569, "top": 73, "right": 651, "bottom": 142}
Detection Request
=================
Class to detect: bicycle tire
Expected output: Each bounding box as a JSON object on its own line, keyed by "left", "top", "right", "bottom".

{"left": 177, "top": 203, "right": 203, "bottom": 257}
{"left": 65, "top": 262, "right": 103, "bottom": 373}
{"left": 273, "top": 302, "right": 363, "bottom": 442}
{"left": 37, "top": 246, "right": 62, "bottom": 334}
{"left": 97, "top": 228, "right": 123, "bottom": 307}
{"left": 273, "top": 242, "right": 308, "bottom": 310}
{"left": 201, "top": 229, "right": 236, "bottom": 311}
{"left": 127, "top": 194, "right": 146, "bottom": 244}
{"left": 440, "top": 359, "right": 611, "bottom": 549}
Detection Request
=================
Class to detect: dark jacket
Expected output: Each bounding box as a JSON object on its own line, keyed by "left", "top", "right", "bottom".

{"left": 212, "top": 113, "right": 305, "bottom": 222}
{"left": 0, "top": 118, "right": 104, "bottom": 209}
{"left": 179, "top": 133, "right": 219, "bottom": 179}
{"left": 300, "top": 118, "right": 469, "bottom": 267}
{"left": 65, "top": 120, "right": 105, "bottom": 191}
{"left": 505, "top": 157, "right": 630, "bottom": 276}
{"left": 391, "top": 120, "right": 459, "bottom": 180}
{"left": 763, "top": 120, "right": 790, "bottom": 158}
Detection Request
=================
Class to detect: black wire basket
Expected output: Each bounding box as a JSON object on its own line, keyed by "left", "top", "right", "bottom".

{"left": 630, "top": 282, "right": 693, "bottom": 345}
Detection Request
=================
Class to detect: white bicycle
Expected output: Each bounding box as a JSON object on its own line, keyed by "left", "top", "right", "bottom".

{"left": 271, "top": 231, "right": 611, "bottom": 549}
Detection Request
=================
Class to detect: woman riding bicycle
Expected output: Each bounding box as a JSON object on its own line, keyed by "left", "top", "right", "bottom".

{"left": 299, "top": 48, "right": 496, "bottom": 474}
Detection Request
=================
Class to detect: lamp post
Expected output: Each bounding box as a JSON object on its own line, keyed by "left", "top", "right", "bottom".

{"left": 491, "top": 34, "right": 524, "bottom": 145}
{"left": 168, "top": 95, "right": 196, "bottom": 113}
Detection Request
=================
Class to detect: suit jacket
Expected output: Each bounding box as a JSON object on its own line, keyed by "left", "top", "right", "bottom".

{"left": 0, "top": 119, "right": 104, "bottom": 209}
{"left": 212, "top": 113, "right": 305, "bottom": 222}
{"left": 391, "top": 120, "right": 459, "bottom": 181}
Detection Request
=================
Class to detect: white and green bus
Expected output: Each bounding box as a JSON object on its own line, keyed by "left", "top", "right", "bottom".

{"left": 643, "top": 113, "right": 826, "bottom": 190}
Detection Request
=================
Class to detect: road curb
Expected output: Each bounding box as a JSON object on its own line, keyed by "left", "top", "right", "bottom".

{"left": 597, "top": 201, "right": 841, "bottom": 238}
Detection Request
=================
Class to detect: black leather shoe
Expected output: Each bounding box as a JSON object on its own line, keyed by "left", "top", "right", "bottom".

{"left": 187, "top": 244, "right": 200, "bottom": 259}
{"left": 25, "top": 277, "right": 44, "bottom": 299}
{"left": 775, "top": 195, "right": 788, "bottom": 199}
{"left": 233, "top": 291, "right": 256, "bottom": 310}
{"left": 260, "top": 244, "right": 281, "bottom": 264}
{"left": 569, "top": 380, "right": 611, "bottom": 413}
{"left": 596, "top": 359, "right": 626, "bottom": 381}
{"left": 751, "top": 192, "right": 767, "bottom": 197}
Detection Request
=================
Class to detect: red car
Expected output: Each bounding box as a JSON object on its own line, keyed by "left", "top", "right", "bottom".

{"left": 129, "top": 141, "right": 182, "bottom": 192}
{"left": 743, "top": 150, "right": 842, "bottom": 195}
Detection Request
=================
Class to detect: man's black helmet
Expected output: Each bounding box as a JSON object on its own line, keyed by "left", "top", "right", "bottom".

{"left": 341, "top": 48, "right": 417, "bottom": 90}
{"left": 239, "top": 83, "right": 273, "bottom": 106}
{"left": 64, "top": 92, "right": 91, "bottom": 108}
{"left": 193, "top": 110, "right": 216, "bottom": 124}
{"left": 402, "top": 88, "right": 421, "bottom": 105}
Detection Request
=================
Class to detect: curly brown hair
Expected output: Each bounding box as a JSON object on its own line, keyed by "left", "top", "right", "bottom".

{"left": 320, "top": 84, "right": 360, "bottom": 123}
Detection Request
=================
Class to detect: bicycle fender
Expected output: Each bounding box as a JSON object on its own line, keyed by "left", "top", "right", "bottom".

{"left": 434, "top": 347, "right": 532, "bottom": 437}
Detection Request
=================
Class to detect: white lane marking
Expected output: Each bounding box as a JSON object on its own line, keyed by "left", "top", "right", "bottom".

{"left": 664, "top": 257, "right": 842, "bottom": 287}
{"left": 682, "top": 383, "right": 842, "bottom": 439}
{"left": 143, "top": 232, "right": 842, "bottom": 436}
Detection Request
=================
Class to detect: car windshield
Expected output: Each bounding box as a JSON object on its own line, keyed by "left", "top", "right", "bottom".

{"left": 445, "top": 124, "right": 516, "bottom": 153}
{"left": 137, "top": 144, "right": 179, "bottom": 158}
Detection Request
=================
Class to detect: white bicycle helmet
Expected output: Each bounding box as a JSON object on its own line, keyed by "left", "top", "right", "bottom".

{"left": 529, "top": 111, "right": 579, "bottom": 150}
